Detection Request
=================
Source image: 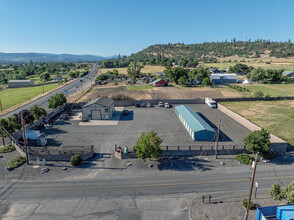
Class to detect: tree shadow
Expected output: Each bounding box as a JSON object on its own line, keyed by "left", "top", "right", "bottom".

{"left": 268, "top": 152, "right": 294, "bottom": 165}
{"left": 157, "top": 156, "right": 213, "bottom": 171}
{"left": 44, "top": 128, "right": 68, "bottom": 135}
{"left": 197, "top": 112, "right": 232, "bottom": 142}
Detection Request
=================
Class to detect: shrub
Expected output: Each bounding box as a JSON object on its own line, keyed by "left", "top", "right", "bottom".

{"left": 287, "top": 191, "right": 294, "bottom": 204}
{"left": 236, "top": 153, "right": 254, "bottom": 165}
{"left": 242, "top": 199, "right": 254, "bottom": 210}
{"left": 70, "top": 154, "right": 81, "bottom": 166}
{"left": 114, "top": 82, "right": 118, "bottom": 85}
{"left": 6, "top": 156, "right": 26, "bottom": 168}
{"left": 270, "top": 184, "right": 281, "bottom": 200}
{"left": 254, "top": 91, "right": 264, "bottom": 98}
{"left": 0, "top": 145, "right": 16, "bottom": 153}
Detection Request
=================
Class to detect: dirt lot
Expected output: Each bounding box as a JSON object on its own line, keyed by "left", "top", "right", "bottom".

{"left": 80, "top": 84, "right": 242, "bottom": 102}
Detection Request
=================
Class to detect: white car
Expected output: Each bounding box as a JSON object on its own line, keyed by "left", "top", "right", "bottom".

{"left": 147, "top": 103, "right": 152, "bottom": 108}
{"left": 158, "top": 102, "right": 164, "bottom": 107}
{"left": 165, "top": 103, "right": 170, "bottom": 108}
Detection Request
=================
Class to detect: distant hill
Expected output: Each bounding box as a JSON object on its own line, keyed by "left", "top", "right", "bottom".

{"left": 129, "top": 40, "right": 294, "bottom": 64}
{"left": 0, "top": 52, "right": 116, "bottom": 63}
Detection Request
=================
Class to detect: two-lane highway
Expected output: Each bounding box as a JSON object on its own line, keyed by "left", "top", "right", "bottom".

{"left": 3, "top": 63, "right": 98, "bottom": 118}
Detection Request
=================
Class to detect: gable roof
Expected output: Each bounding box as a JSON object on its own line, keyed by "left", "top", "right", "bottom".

{"left": 83, "top": 97, "right": 114, "bottom": 108}
{"left": 153, "top": 78, "right": 167, "bottom": 84}
{"left": 282, "top": 71, "right": 294, "bottom": 76}
{"left": 175, "top": 105, "right": 215, "bottom": 133}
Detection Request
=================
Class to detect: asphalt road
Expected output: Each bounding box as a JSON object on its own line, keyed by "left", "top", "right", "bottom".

{"left": 3, "top": 63, "right": 98, "bottom": 118}
{"left": 1, "top": 165, "right": 293, "bottom": 201}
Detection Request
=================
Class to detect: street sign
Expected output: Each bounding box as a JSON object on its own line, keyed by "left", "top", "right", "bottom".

{"left": 255, "top": 182, "right": 258, "bottom": 188}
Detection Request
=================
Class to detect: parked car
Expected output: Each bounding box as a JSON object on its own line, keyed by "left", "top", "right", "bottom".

{"left": 60, "top": 114, "right": 69, "bottom": 120}
{"left": 140, "top": 103, "right": 146, "bottom": 107}
{"left": 147, "top": 103, "right": 152, "bottom": 108}
{"left": 122, "top": 110, "right": 129, "bottom": 116}
{"left": 165, "top": 103, "right": 170, "bottom": 108}
{"left": 82, "top": 118, "right": 88, "bottom": 122}
{"left": 158, "top": 102, "right": 164, "bottom": 107}
{"left": 135, "top": 103, "right": 141, "bottom": 108}
{"left": 67, "top": 110, "right": 73, "bottom": 116}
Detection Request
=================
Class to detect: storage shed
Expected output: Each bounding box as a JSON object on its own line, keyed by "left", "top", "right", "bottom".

{"left": 175, "top": 105, "right": 216, "bottom": 141}
{"left": 210, "top": 74, "right": 237, "bottom": 84}
{"left": 8, "top": 80, "right": 34, "bottom": 88}
{"left": 82, "top": 97, "right": 115, "bottom": 120}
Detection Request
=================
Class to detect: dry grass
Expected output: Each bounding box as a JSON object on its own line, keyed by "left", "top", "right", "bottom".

{"left": 99, "top": 65, "right": 165, "bottom": 75}
{"left": 222, "top": 100, "right": 294, "bottom": 145}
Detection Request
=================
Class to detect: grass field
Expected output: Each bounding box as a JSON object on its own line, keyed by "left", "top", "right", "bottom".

{"left": 222, "top": 100, "right": 294, "bottom": 146}
{"left": 125, "top": 85, "right": 153, "bottom": 90}
{"left": 202, "top": 55, "right": 294, "bottom": 70}
{"left": 224, "top": 84, "right": 294, "bottom": 97}
{"left": 0, "top": 83, "right": 59, "bottom": 111}
{"left": 100, "top": 65, "right": 165, "bottom": 75}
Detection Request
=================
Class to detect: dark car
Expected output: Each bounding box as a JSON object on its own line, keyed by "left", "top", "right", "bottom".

{"left": 122, "top": 110, "right": 129, "bottom": 116}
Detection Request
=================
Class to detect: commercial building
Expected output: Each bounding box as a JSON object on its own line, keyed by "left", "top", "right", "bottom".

{"left": 8, "top": 80, "right": 34, "bottom": 88}
{"left": 210, "top": 73, "right": 237, "bottom": 84}
{"left": 82, "top": 97, "right": 115, "bottom": 120}
{"left": 175, "top": 105, "right": 216, "bottom": 141}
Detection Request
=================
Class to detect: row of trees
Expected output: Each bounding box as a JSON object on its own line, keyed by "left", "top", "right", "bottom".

{"left": 165, "top": 66, "right": 210, "bottom": 85}
{"left": 0, "top": 62, "right": 88, "bottom": 84}
{"left": 1, "top": 93, "right": 66, "bottom": 136}
{"left": 248, "top": 68, "right": 290, "bottom": 82}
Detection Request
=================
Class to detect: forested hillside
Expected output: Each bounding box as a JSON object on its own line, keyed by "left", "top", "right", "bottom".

{"left": 128, "top": 40, "right": 294, "bottom": 66}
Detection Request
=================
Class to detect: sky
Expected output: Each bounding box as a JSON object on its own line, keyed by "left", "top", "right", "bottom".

{"left": 0, "top": 0, "right": 294, "bottom": 56}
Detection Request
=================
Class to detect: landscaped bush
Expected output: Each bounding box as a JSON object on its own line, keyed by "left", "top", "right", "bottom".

{"left": 70, "top": 154, "right": 82, "bottom": 166}
{"left": 6, "top": 156, "right": 26, "bottom": 168}
{"left": 0, "top": 145, "right": 16, "bottom": 153}
{"left": 270, "top": 183, "right": 281, "bottom": 200}
{"left": 254, "top": 90, "right": 264, "bottom": 98}
{"left": 242, "top": 198, "right": 254, "bottom": 210}
{"left": 236, "top": 153, "right": 254, "bottom": 165}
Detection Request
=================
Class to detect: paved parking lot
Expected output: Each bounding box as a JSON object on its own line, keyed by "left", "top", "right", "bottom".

{"left": 42, "top": 104, "right": 251, "bottom": 153}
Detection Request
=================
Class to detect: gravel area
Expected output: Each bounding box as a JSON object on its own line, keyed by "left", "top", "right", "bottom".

{"left": 189, "top": 189, "right": 287, "bottom": 220}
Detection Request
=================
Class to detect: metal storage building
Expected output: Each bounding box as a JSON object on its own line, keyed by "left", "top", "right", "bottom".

{"left": 210, "top": 74, "right": 237, "bottom": 84}
{"left": 175, "top": 105, "right": 216, "bottom": 141}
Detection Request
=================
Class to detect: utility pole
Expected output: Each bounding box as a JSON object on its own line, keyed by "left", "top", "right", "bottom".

{"left": 21, "top": 112, "right": 29, "bottom": 165}
{"left": 215, "top": 115, "right": 221, "bottom": 159}
{"left": 0, "top": 99, "right": 2, "bottom": 111}
{"left": 245, "top": 152, "right": 259, "bottom": 220}
{"left": 0, "top": 119, "right": 5, "bottom": 146}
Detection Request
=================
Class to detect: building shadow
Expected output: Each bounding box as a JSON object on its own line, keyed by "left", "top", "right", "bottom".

{"left": 157, "top": 155, "right": 213, "bottom": 171}
{"left": 197, "top": 112, "right": 232, "bottom": 142}
{"left": 119, "top": 111, "right": 134, "bottom": 121}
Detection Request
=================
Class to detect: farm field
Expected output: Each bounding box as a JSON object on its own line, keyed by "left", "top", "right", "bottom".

{"left": 222, "top": 100, "right": 294, "bottom": 146}
{"left": 0, "top": 83, "right": 59, "bottom": 111}
{"left": 99, "top": 65, "right": 165, "bottom": 75}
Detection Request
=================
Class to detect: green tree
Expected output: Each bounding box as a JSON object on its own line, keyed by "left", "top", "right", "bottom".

{"left": 188, "top": 68, "right": 210, "bottom": 82}
{"left": 202, "top": 77, "right": 211, "bottom": 86}
{"left": 164, "top": 67, "right": 187, "bottom": 84}
{"left": 48, "top": 93, "right": 67, "bottom": 109}
{"left": 178, "top": 76, "right": 186, "bottom": 85}
{"left": 248, "top": 68, "right": 267, "bottom": 82}
{"left": 29, "top": 105, "right": 47, "bottom": 120}
{"left": 112, "top": 69, "right": 119, "bottom": 76}
{"left": 244, "top": 129, "right": 270, "bottom": 154}
{"left": 134, "top": 131, "right": 163, "bottom": 161}
{"left": 0, "top": 117, "right": 21, "bottom": 136}
{"left": 127, "top": 61, "right": 144, "bottom": 82}
{"left": 39, "top": 72, "right": 50, "bottom": 82}
{"left": 270, "top": 184, "right": 281, "bottom": 200}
